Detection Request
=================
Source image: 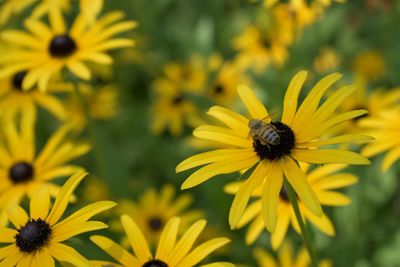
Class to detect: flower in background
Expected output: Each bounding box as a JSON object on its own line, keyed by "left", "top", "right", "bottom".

{"left": 352, "top": 50, "right": 386, "bottom": 82}
{"left": 112, "top": 184, "right": 203, "bottom": 245}
{"left": 313, "top": 47, "right": 341, "bottom": 74}
{"left": 225, "top": 164, "right": 357, "bottom": 249}
{"left": 176, "top": 71, "right": 370, "bottom": 233}
{"left": 360, "top": 109, "right": 400, "bottom": 172}
{"left": 150, "top": 57, "right": 206, "bottom": 136}
{"left": 0, "top": 9, "right": 137, "bottom": 91}
{"left": 91, "top": 216, "right": 233, "bottom": 267}
{"left": 0, "top": 111, "right": 90, "bottom": 226}
{"left": 0, "top": 0, "right": 37, "bottom": 25}
{"left": 207, "top": 59, "right": 250, "bottom": 107}
{"left": 0, "top": 171, "right": 116, "bottom": 266}
{"left": 66, "top": 83, "right": 119, "bottom": 131}
{"left": 233, "top": 24, "right": 290, "bottom": 73}
{"left": 253, "top": 241, "right": 332, "bottom": 267}
{"left": 0, "top": 70, "right": 69, "bottom": 120}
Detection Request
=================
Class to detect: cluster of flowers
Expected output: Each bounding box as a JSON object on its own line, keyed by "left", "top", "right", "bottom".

{"left": 0, "top": 0, "right": 399, "bottom": 266}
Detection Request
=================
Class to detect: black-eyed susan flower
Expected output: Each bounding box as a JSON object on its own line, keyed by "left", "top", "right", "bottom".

{"left": 0, "top": 70, "right": 69, "bottom": 120}
{"left": 0, "top": 171, "right": 116, "bottom": 266}
{"left": 253, "top": 241, "right": 332, "bottom": 267}
{"left": 150, "top": 58, "right": 206, "bottom": 136}
{"left": 112, "top": 184, "right": 202, "bottom": 245}
{"left": 313, "top": 47, "right": 341, "bottom": 74}
{"left": 225, "top": 164, "right": 357, "bottom": 249}
{"left": 176, "top": 71, "right": 371, "bottom": 232}
{"left": 91, "top": 216, "right": 233, "bottom": 267}
{"left": 0, "top": 112, "right": 90, "bottom": 226}
{"left": 66, "top": 83, "right": 119, "bottom": 131}
{"left": 352, "top": 50, "right": 386, "bottom": 82}
{"left": 0, "top": 9, "right": 137, "bottom": 91}
{"left": 360, "top": 109, "right": 400, "bottom": 172}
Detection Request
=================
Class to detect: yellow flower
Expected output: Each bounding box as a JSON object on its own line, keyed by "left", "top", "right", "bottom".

{"left": 91, "top": 216, "right": 233, "bottom": 267}
{"left": 232, "top": 25, "right": 289, "bottom": 73}
{"left": 66, "top": 83, "right": 119, "bottom": 131}
{"left": 176, "top": 71, "right": 370, "bottom": 233}
{"left": 0, "top": 9, "right": 137, "bottom": 91}
{"left": 0, "top": 171, "right": 116, "bottom": 266}
{"left": 208, "top": 60, "right": 250, "bottom": 107}
{"left": 112, "top": 184, "right": 203, "bottom": 246}
{"left": 352, "top": 50, "right": 386, "bottom": 82}
{"left": 313, "top": 47, "right": 341, "bottom": 74}
{"left": 360, "top": 109, "right": 400, "bottom": 172}
{"left": 0, "top": 71, "right": 69, "bottom": 120}
{"left": 150, "top": 58, "right": 206, "bottom": 136}
{"left": 0, "top": 0, "right": 37, "bottom": 26}
{"left": 225, "top": 164, "right": 357, "bottom": 249}
{"left": 0, "top": 111, "right": 90, "bottom": 226}
{"left": 253, "top": 241, "right": 332, "bottom": 267}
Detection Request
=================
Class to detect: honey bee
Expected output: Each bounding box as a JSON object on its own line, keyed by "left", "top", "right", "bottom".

{"left": 248, "top": 117, "right": 280, "bottom": 147}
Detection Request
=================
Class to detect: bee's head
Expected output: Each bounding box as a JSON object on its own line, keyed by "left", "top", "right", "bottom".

{"left": 248, "top": 119, "right": 262, "bottom": 129}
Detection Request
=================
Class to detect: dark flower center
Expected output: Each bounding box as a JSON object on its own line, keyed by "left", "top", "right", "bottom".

{"left": 252, "top": 121, "right": 295, "bottom": 161}
{"left": 9, "top": 162, "right": 34, "bottom": 184}
{"left": 49, "top": 34, "right": 77, "bottom": 58}
{"left": 12, "top": 71, "right": 28, "bottom": 91}
{"left": 172, "top": 95, "right": 185, "bottom": 105}
{"left": 279, "top": 185, "right": 289, "bottom": 201}
{"left": 213, "top": 84, "right": 224, "bottom": 94}
{"left": 15, "top": 218, "right": 52, "bottom": 253}
{"left": 142, "top": 259, "right": 169, "bottom": 267}
{"left": 148, "top": 217, "right": 163, "bottom": 231}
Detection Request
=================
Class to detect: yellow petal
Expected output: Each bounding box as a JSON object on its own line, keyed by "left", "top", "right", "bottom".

{"left": 237, "top": 85, "right": 268, "bottom": 119}
{"left": 229, "top": 162, "right": 268, "bottom": 229}
{"left": 282, "top": 157, "right": 322, "bottom": 217}
{"left": 0, "top": 228, "right": 17, "bottom": 243}
{"left": 281, "top": 70, "right": 307, "bottom": 125}
{"left": 30, "top": 185, "right": 50, "bottom": 219}
{"left": 121, "top": 215, "right": 152, "bottom": 262}
{"left": 155, "top": 217, "right": 180, "bottom": 260}
{"left": 90, "top": 235, "right": 140, "bottom": 266}
{"left": 245, "top": 215, "right": 264, "bottom": 244}
{"left": 207, "top": 106, "right": 249, "bottom": 135}
{"left": 303, "top": 208, "right": 334, "bottom": 236}
{"left": 262, "top": 161, "right": 283, "bottom": 232}
{"left": 317, "top": 191, "right": 351, "bottom": 206}
{"left": 253, "top": 247, "right": 277, "bottom": 267}
{"left": 52, "top": 221, "right": 108, "bottom": 242}
{"left": 296, "top": 134, "right": 373, "bottom": 149}
{"left": 193, "top": 125, "right": 251, "bottom": 148}
{"left": 270, "top": 206, "right": 291, "bottom": 250}
{"left": 46, "top": 171, "right": 87, "bottom": 225}
{"left": 49, "top": 243, "right": 90, "bottom": 267}
{"left": 7, "top": 205, "right": 28, "bottom": 229}
{"left": 292, "top": 149, "right": 370, "bottom": 165}
{"left": 382, "top": 147, "right": 400, "bottom": 172}
{"left": 66, "top": 61, "right": 91, "bottom": 80}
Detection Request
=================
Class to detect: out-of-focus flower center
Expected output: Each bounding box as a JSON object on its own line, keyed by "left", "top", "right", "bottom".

{"left": 12, "top": 71, "right": 28, "bottom": 91}
{"left": 252, "top": 121, "right": 295, "bottom": 161}
{"left": 9, "top": 162, "right": 34, "bottom": 184}
{"left": 15, "top": 219, "right": 52, "bottom": 253}
{"left": 142, "top": 259, "right": 169, "bottom": 267}
{"left": 49, "top": 34, "right": 77, "bottom": 58}
{"left": 213, "top": 84, "right": 225, "bottom": 94}
{"left": 147, "top": 217, "right": 164, "bottom": 231}
{"left": 172, "top": 95, "right": 185, "bottom": 105}
{"left": 279, "top": 185, "right": 290, "bottom": 201}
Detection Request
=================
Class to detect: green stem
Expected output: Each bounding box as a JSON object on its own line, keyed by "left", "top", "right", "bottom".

{"left": 72, "top": 81, "right": 107, "bottom": 179}
{"left": 284, "top": 179, "right": 319, "bottom": 267}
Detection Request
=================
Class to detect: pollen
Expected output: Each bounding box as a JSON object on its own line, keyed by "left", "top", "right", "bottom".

{"left": 15, "top": 219, "right": 52, "bottom": 253}
{"left": 252, "top": 121, "right": 295, "bottom": 160}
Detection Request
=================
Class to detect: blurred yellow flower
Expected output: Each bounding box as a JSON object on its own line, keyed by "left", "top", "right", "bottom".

{"left": 0, "top": 171, "right": 116, "bottom": 266}
{"left": 0, "top": 0, "right": 37, "bottom": 25}
{"left": 313, "top": 47, "right": 341, "bottom": 74}
{"left": 352, "top": 50, "right": 386, "bottom": 82}
{"left": 91, "top": 216, "right": 233, "bottom": 267}
{"left": 66, "top": 83, "right": 119, "bottom": 131}
{"left": 0, "top": 112, "right": 90, "bottom": 226}
{"left": 112, "top": 184, "right": 203, "bottom": 246}
{"left": 0, "top": 9, "right": 137, "bottom": 91}
{"left": 360, "top": 109, "right": 400, "bottom": 172}
{"left": 253, "top": 241, "right": 332, "bottom": 267}
{"left": 176, "top": 71, "right": 370, "bottom": 234}
{"left": 151, "top": 57, "right": 206, "bottom": 136}
{"left": 225, "top": 164, "right": 357, "bottom": 249}
{"left": 0, "top": 71, "right": 69, "bottom": 120}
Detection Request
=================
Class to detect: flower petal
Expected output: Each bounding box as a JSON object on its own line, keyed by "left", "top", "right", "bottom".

{"left": 281, "top": 71, "right": 308, "bottom": 125}
{"left": 121, "top": 215, "right": 152, "bottom": 262}
{"left": 292, "top": 149, "right": 370, "bottom": 165}
{"left": 237, "top": 85, "right": 268, "bottom": 119}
